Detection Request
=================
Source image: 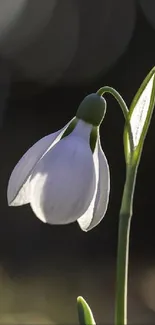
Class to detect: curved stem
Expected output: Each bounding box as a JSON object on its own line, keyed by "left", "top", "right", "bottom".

{"left": 97, "top": 86, "right": 137, "bottom": 325}
{"left": 115, "top": 164, "right": 137, "bottom": 325}
{"left": 97, "top": 87, "right": 134, "bottom": 153}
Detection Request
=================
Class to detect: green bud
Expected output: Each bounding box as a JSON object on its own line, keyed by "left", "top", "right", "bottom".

{"left": 76, "top": 93, "right": 106, "bottom": 126}
{"left": 77, "top": 296, "right": 96, "bottom": 325}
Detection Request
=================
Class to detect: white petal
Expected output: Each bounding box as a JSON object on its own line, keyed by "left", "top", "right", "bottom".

{"left": 7, "top": 120, "right": 74, "bottom": 206}
{"left": 71, "top": 119, "right": 92, "bottom": 142}
{"left": 29, "top": 134, "right": 96, "bottom": 224}
{"left": 77, "top": 138, "right": 110, "bottom": 231}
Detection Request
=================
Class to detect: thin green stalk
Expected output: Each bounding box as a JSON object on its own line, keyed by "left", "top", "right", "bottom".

{"left": 97, "top": 86, "right": 137, "bottom": 324}
{"left": 115, "top": 163, "right": 137, "bottom": 325}
{"left": 97, "top": 86, "right": 134, "bottom": 153}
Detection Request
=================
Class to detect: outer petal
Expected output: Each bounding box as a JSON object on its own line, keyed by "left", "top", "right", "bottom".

{"left": 7, "top": 120, "right": 74, "bottom": 206}
{"left": 29, "top": 133, "right": 96, "bottom": 224}
{"left": 77, "top": 138, "right": 110, "bottom": 231}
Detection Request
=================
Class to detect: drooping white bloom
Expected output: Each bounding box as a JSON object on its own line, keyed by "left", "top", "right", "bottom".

{"left": 7, "top": 117, "right": 110, "bottom": 232}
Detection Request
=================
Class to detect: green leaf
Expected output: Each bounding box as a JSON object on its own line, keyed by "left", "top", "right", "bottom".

{"left": 124, "top": 67, "right": 155, "bottom": 164}
{"left": 77, "top": 296, "right": 96, "bottom": 325}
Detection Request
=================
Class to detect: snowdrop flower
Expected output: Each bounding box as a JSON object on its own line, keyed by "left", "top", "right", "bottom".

{"left": 7, "top": 94, "right": 110, "bottom": 231}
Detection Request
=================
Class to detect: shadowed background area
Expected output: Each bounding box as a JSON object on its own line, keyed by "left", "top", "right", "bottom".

{"left": 0, "top": 1, "right": 155, "bottom": 324}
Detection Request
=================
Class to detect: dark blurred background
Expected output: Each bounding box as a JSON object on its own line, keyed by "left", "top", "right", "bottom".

{"left": 0, "top": 0, "right": 155, "bottom": 323}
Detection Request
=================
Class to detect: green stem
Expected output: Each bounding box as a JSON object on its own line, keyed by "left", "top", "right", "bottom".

{"left": 97, "top": 87, "right": 134, "bottom": 153}
{"left": 97, "top": 86, "right": 137, "bottom": 324}
{"left": 115, "top": 163, "right": 137, "bottom": 325}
